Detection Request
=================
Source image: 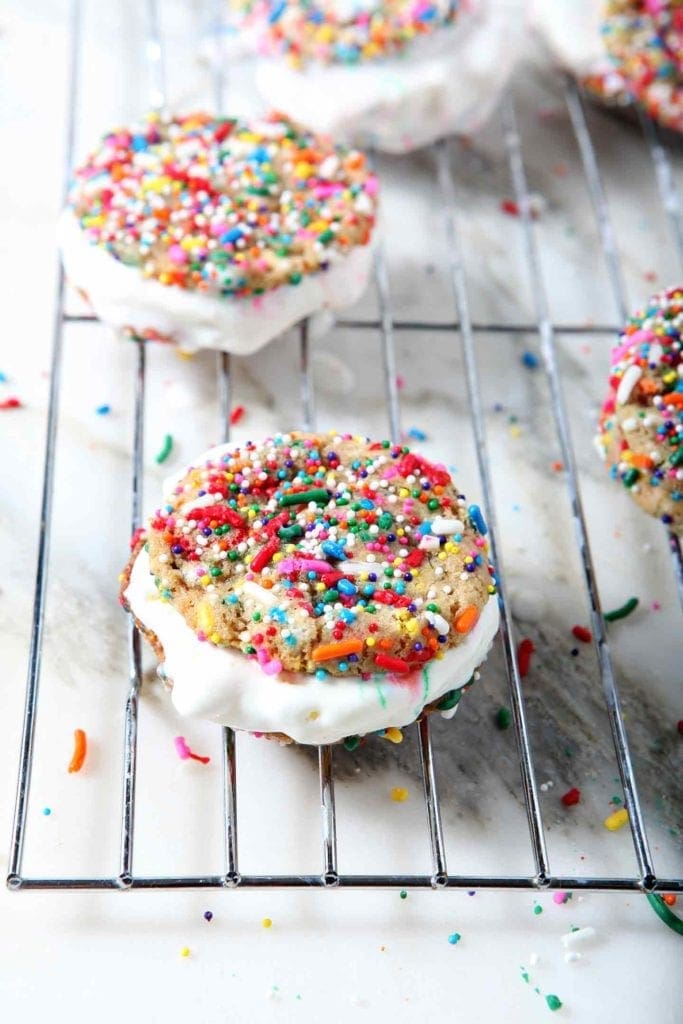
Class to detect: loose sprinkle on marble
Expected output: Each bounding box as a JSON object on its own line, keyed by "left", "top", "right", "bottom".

{"left": 95, "top": 404, "right": 111, "bottom": 415}
{"left": 230, "top": 405, "right": 246, "bottom": 426}
{"left": 604, "top": 807, "right": 629, "bottom": 831}
{"left": 262, "top": 917, "right": 273, "bottom": 929}
{"left": 517, "top": 638, "right": 534, "bottom": 678}
{"left": 571, "top": 625, "right": 592, "bottom": 644}
{"left": 561, "top": 787, "right": 581, "bottom": 807}
{"left": 174, "top": 736, "right": 211, "bottom": 764}
{"left": 67, "top": 728, "right": 87, "bottom": 773}
{"left": 390, "top": 786, "right": 409, "bottom": 802}
{"left": 495, "top": 706, "right": 512, "bottom": 730}
{"left": 204, "top": 910, "right": 213, "bottom": 922}
{"left": 447, "top": 932, "right": 461, "bottom": 945}
{"left": 604, "top": 596, "right": 639, "bottom": 622}
{"left": 521, "top": 351, "right": 539, "bottom": 369}
{"left": 155, "top": 434, "right": 174, "bottom": 465}
{"left": 0, "top": 397, "right": 22, "bottom": 410}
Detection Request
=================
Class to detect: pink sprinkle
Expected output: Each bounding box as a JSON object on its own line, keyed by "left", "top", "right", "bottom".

{"left": 652, "top": 601, "right": 661, "bottom": 611}
{"left": 553, "top": 891, "right": 570, "bottom": 905}
{"left": 261, "top": 659, "right": 283, "bottom": 676}
{"left": 174, "top": 736, "right": 191, "bottom": 760}
{"left": 365, "top": 175, "right": 378, "bottom": 196}
{"left": 168, "top": 244, "right": 188, "bottom": 265}
{"left": 278, "top": 558, "right": 334, "bottom": 575}
{"left": 396, "top": 375, "right": 405, "bottom": 390}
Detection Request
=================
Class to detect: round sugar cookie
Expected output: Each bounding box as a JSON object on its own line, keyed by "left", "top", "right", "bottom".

{"left": 208, "top": 0, "right": 525, "bottom": 153}
{"left": 531, "top": 0, "right": 683, "bottom": 133}
{"left": 597, "top": 286, "right": 683, "bottom": 533}
{"left": 121, "top": 431, "right": 500, "bottom": 745}
{"left": 59, "top": 112, "right": 378, "bottom": 353}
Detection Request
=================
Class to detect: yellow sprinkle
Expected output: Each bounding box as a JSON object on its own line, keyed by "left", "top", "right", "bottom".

{"left": 316, "top": 581, "right": 326, "bottom": 592}
{"left": 398, "top": 488, "right": 410, "bottom": 498}
{"left": 273, "top": 551, "right": 284, "bottom": 562}
{"left": 306, "top": 710, "right": 320, "bottom": 721}
{"left": 365, "top": 637, "right": 376, "bottom": 647}
{"left": 209, "top": 632, "right": 221, "bottom": 645}
{"left": 391, "top": 787, "right": 409, "bottom": 802}
{"left": 510, "top": 425, "right": 522, "bottom": 438}
{"left": 437, "top": 552, "right": 446, "bottom": 561}
{"left": 604, "top": 808, "right": 629, "bottom": 831}
{"left": 383, "top": 727, "right": 403, "bottom": 744}
{"left": 197, "top": 601, "right": 214, "bottom": 632}
{"left": 200, "top": 574, "right": 211, "bottom": 587}
{"left": 175, "top": 348, "right": 196, "bottom": 361}
{"left": 262, "top": 917, "right": 272, "bottom": 929}
{"left": 180, "top": 947, "right": 191, "bottom": 958}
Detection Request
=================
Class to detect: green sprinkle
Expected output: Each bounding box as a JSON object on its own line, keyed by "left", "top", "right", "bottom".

{"left": 378, "top": 512, "right": 393, "bottom": 530}
{"left": 399, "top": 890, "right": 408, "bottom": 900}
{"left": 278, "top": 524, "right": 303, "bottom": 540}
{"left": 533, "top": 904, "right": 543, "bottom": 915}
{"left": 154, "top": 434, "right": 173, "bottom": 465}
{"left": 545, "top": 995, "right": 562, "bottom": 1012}
{"left": 437, "top": 689, "right": 461, "bottom": 711}
{"left": 252, "top": 611, "right": 262, "bottom": 622}
{"left": 495, "top": 706, "right": 512, "bottom": 730}
{"left": 279, "top": 488, "right": 329, "bottom": 507}
{"left": 427, "top": 499, "right": 440, "bottom": 511}
{"left": 603, "top": 596, "right": 639, "bottom": 622}
{"left": 622, "top": 467, "right": 639, "bottom": 488}
{"left": 343, "top": 735, "right": 361, "bottom": 751}
{"left": 209, "top": 567, "right": 222, "bottom": 577}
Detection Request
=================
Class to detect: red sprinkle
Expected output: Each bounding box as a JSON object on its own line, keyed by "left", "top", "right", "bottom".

{"left": 130, "top": 526, "right": 146, "bottom": 550}
{"left": 230, "top": 405, "right": 245, "bottom": 425}
{"left": 561, "top": 787, "right": 581, "bottom": 807}
{"left": 517, "top": 638, "right": 535, "bottom": 678}
{"left": 250, "top": 538, "right": 279, "bottom": 573}
{"left": 572, "top": 625, "right": 592, "bottom": 644}
{"left": 0, "top": 396, "right": 21, "bottom": 410}
{"left": 500, "top": 199, "right": 520, "bottom": 216}
{"left": 374, "top": 653, "right": 411, "bottom": 674}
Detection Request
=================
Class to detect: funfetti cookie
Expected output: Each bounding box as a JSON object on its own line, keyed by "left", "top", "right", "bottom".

{"left": 59, "top": 112, "right": 378, "bottom": 353}
{"left": 597, "top": 286, "right": 683, "bottom": 533}
{"left": 531, "top": 0, "right": 683, "bottom": 133}
{"left": 121, "top": 432, "right": 500, "bottom": 746}
{"left": 214, "top": 0, "right": 524, "bottom": 154}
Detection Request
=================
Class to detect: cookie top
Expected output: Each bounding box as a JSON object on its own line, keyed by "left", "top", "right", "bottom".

{"left": 137, "top": 432, "right": 497, "bottom": 679}
{"left": 584, "top": 0, "right": 683, "bottom": 132}
{"left": 241, "top": 0, "right": 461, "bottom": 67}
{"left": 597, "top": 285, "right": 683, "bottom": 530}
{"left": 67, "top": 112, "right": 377, "bottom": 300}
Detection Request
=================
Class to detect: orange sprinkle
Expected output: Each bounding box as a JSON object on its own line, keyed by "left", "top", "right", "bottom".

{"left": 629, "top": 453, "right": 654, "bottom": 469}
{"left": 666, "top": 392, "right": 683, "bottom": 408}
{"left": 311, "top": 639, "right": 364, "bottom": 662}
{"left": 454, "top": 605, "right": 480, "bottom": 634}
{"left": 68, "top": 729, "right": 87, "bottom": 773}
{"left": 663, "top": 894, "right": 677, "bottom": 907}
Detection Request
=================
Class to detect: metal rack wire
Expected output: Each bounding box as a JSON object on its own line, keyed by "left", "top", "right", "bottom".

{"left": 7, "top": 0, "right": 682, "bottom": 895}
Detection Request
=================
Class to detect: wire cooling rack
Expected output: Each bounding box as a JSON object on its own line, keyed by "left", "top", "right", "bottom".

{"left": 8, "top": 0, "right": 683, "bottom": 895}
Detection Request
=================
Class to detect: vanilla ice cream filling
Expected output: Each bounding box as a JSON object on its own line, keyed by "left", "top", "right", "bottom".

{"left": 58, "top": 209, "right": 373, "bottom": 354}
{"left": 125, "top": 548, "right": 500, "bottom": 745}
{"left": 253, "top": 0, "right": 525, "bottom": 152}
{"left": 529, "top": 0, "right": 608, "bottom": 76}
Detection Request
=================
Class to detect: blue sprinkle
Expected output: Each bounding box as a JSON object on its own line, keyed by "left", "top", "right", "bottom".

{"left": 337, "top": 579, "right": 357, "bottom": 596}
{"left": 339, "top": 609, "right": 356, "bottom": 624}
{"left": 417, "top": 522, "right": 432, "bottom": 535}
{"left": 468, "top": 504, "right": 488, "bottom": 536}
{"left": 220, "top": 227, "right": 243, "bottom": 244}
{"left": 131, "top": 134, "right": 148, "bottom": 152}
{"left": 408, "top": 427, "right": 427, "bottom": 441}
{"left": 315, "top": 669, "right": 327, "bottom": 681}
{"left": 42, "top": 807, "right": 52, "bottom": 816}
{"left": 447, "top": 932, "right": 461, "bottom": 945}
{"left": 268, "top": 0, "right": 286, "bottom": 22}
{"left": 0, "top": 371, "right": 7, "bottom": 383}
{"left": 521, "top": 351, "right": 539, "bottom": 369}
{"left": 321, "top": 540, "right": 346, "bottom": 561}
{"left": 95, "top": 404, "right": 111, "bottom": 415}
{"left": 359, "top": 498, "right": 375, "bottom": 510}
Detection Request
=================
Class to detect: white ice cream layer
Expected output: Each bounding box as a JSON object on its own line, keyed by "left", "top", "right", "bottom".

{"left": 58, "top": 209, "right": 373, "bottom": 354}
{"left": 529, "top": 0, "right": 607, "bottom": 76}
{"left": 125, "top": 548, "right": 500, "bottom": 745}
{"left": 253, "top": 0, "right": 526, "bottom": 153}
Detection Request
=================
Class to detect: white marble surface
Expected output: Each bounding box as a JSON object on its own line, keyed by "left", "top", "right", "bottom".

{"left": 1, "top": 2, "right": 682, "bottom": 1022}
